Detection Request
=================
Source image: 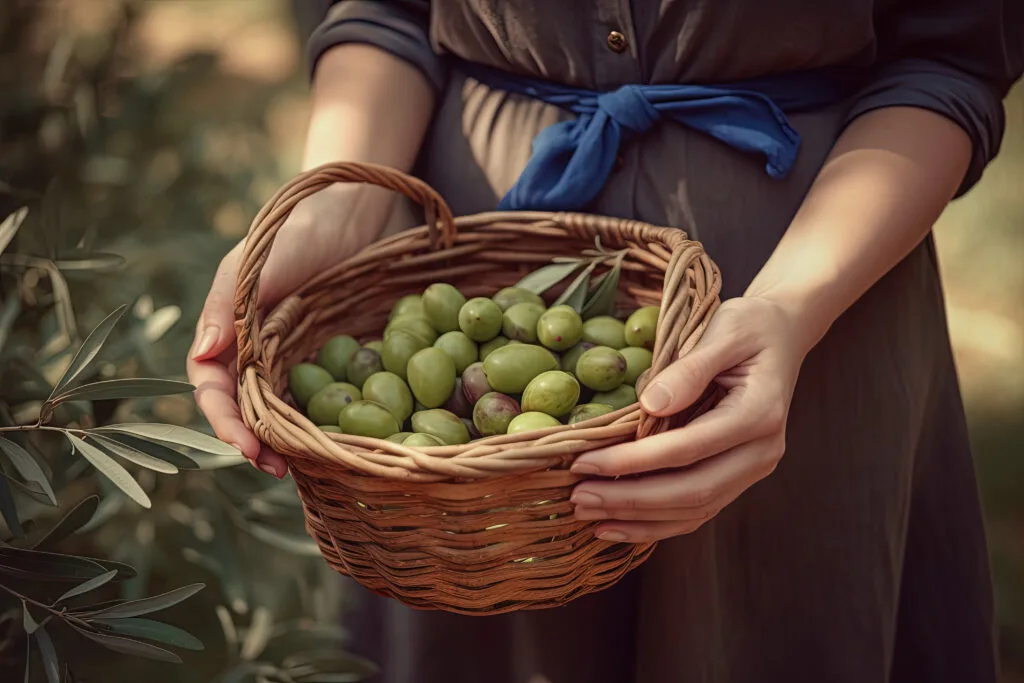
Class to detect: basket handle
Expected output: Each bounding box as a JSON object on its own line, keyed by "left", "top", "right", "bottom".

{"left": 233, "top": 161, "right": 456, "bottom": 373}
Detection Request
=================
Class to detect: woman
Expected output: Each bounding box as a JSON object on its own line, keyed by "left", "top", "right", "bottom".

{"left": 187, "top": 2, "right": 1022, "bottom": 681}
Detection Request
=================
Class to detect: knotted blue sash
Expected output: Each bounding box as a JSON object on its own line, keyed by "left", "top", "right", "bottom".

{"left": 457, "top": 60, "right": 858, "bottom": 211}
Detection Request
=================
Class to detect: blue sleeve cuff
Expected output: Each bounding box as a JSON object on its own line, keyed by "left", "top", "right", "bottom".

{"left": 307, "top": 1, "right": 447, "bottom": 95}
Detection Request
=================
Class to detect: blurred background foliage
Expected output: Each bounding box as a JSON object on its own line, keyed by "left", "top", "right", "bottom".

{"left": 0, "top": 0, "right": 1020, "bottom": 681}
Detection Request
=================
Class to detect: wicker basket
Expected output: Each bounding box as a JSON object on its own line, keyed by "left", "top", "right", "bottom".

{"left": 234, "top": 162, "right": 722, "bottom": 616}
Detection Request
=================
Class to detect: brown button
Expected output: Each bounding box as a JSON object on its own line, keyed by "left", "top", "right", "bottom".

{"left": 607, "top": 30, "right": 628, "bottom": 53}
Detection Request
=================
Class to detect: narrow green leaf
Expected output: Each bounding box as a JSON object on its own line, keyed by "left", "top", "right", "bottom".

{"left": 66, "top": 434, "right": 151, "bottom": 508}
{"left": 87, "top": 582, "right": 205, "bottom": 619}
{"left": 247, "top": 523, "right": 321, "bottom": 556}
{"left": 552, "top": 260, "right": 597, "bottom": 312}
{"left": 53, "top": 252, "right": 126, "bottom": 272}
{"left": 50, "top": 305, "right": 127, "bottom": 397}
{"left": 57, "top": 569, "right": 117, "bottom": 603}
{"left": 0, "top": 206, "right": 28, "bottom": 256}
{"left": 186, "top": 452, "right": 249, "bottom": 470}
{"left": 514, "top": 262, "right": 584, "bottom": 295}
{"left": 0, "top": 546, "right": 105, "bottom": 581}
{"left": 87, "top": 435, "right": 178, "bottom": 474}
{"left": 51, "top": 379, "right": 194, "bottom": 405}
{"left": 96, "top": 424, "right": 241, "bottom": 457}
{"left": 33, "top": 496, "right": 99, "bottom": 549}
{"left": 581, "top": 262, "right": 622, "bottom": 320}
{"left": 0, "top": 474, "right": 24, "bottom": 538}
{"left": 93, "top": 433, "right": 198, "bottom": 470}
{"left": 23, "top": 602, "right": 40, "bottom": 634}
{"left": 35, "top": 626, "right": 61, "bottom": 683}
{"left": 93, "top": 617, "right": 204, "bottom": 651}
{"left": 0, "top": 436, "right": 57, "bottom": 505}
{"left": 284, "top": 651, "right": 379, "bottom": 682}
{"left": 70, "top": 623, "right": 182, "bottom": 663}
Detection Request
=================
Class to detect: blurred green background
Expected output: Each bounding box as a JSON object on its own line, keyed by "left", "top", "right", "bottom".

{"left": 0, "top": 1, "right": 1020, "bottom": 681}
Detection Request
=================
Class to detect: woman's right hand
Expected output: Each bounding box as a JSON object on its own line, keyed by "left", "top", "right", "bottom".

{"left": 186, "top": 183, "right": 389, "bottom": 477}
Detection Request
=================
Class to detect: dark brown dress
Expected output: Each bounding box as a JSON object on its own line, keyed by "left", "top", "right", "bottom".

{"left": 306, "top": 2, "right": 1023, "bottom": 681}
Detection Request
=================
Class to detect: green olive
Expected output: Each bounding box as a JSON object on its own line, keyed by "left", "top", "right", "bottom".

{"left": 537, "top": 307, "right": 584, "bottom": 352}
{"left": 362, "top": 372, "right": 414, "bottom": 422}
{"left": 337, "top": 401, "right": 401, "bottom": 439}
{"left": 620, "top": 346, "right": 653, "bottom": 385}
{"left": 406, "top": 347, "right": 456, "bottom": 408}
{"left": 623, "top": 306, "right": 660, "bottom": 349}
{"left": 422, "top": 283, "right": 467, "bottom": 333}
{"left": 521, "top": 371, "right": 580, "bottom": 418}
{"left": 458, "top": 297, "right": 504, "bottom": 342}
{"left": 288, "top": 363, "right": 334, "bottom": 407}
{"left": 316, "top": 335, "right": 361, "bottom": 381}
{"left": 433, "top": 331, "right": 479, "bottom": 374}
{"left": 581, "top": 316, "right": 627, "bottom": 349}
{"left": 492, "top": 286, "right": 545, "bottom": 312}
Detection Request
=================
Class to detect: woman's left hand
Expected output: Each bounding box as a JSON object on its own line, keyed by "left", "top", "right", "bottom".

{"left": 569, "top": 295, "right": 812, "bottom": 543}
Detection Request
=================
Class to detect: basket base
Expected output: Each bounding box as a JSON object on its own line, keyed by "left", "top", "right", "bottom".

{"left": 292, "top": 466, "right": 657, "bottom": 616}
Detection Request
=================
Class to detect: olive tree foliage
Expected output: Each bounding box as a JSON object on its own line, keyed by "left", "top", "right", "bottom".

{"left": 0, "top": 2, "right": 373, "bottom": 682}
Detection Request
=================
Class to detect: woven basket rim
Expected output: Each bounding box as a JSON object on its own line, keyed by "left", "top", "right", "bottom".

{"left": 233, "top": 162, "right": 722, "bottom": 482}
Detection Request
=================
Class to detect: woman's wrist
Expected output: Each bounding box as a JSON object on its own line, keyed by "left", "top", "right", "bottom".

{"left": 743, "top": 107, "right": 972, "bottom": 358}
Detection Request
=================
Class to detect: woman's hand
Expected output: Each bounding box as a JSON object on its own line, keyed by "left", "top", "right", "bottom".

{"left": 185, "top": 42, "right": 436, "bottom": 478}
{"left": 569, "top": 296, "right": 810, "bottom": 543}
{"left": 186, "top": 184, "right": 385, "bottom": 478}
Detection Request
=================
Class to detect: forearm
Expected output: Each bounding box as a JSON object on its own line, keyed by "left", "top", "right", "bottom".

{"left": 301, "top": 43, "right": 436, "bottom": 245}
{"left": 746, "top": 106, "right": 972, "bottom": 354}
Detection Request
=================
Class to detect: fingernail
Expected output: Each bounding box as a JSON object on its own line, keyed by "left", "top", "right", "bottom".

{"left": 597, "top": 530, "right": 628, "bottom": 542}
{"left": 259, "top": 462, "right": 282, "bottom": 478}
{"left": 191, "top": 325, "right": 220, "bottom": 360}
{"left": 571, "top": 462, "right": 602, "bottom": 475}
{"left": 570, "top": 491, "right": 603, "bottom": 507}
{"left": 574, "top": 507, "right": 608, "bottom": 520}
{"left": 640, "top": 382, "right": 672, "bottom": 413}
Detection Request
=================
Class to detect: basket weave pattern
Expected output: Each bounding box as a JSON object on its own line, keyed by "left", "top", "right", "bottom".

{"left": 234, "top": 162, "right": 722, "bottom": 615}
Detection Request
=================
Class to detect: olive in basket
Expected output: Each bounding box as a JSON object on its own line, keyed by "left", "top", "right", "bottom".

{"left": 287, "top": 277, "right": 660, "bottom": 443}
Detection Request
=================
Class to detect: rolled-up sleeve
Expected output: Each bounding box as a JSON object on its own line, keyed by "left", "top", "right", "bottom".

{"left": 846, "top": 0, "right": 1023, "bottom": 195}
{"left": 306, "top": 1, "right": 447, "bottom": 94}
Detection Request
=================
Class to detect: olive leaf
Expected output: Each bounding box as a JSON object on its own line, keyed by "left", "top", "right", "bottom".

{"left": 514, "top": 261, "right": 585, "bottom": 295}
{"left": 56, "top": 569, "right": 119, "bottom": 603}
{"left": 95, "top": 423, "right": 241, "bottom": 457}
{"left": 82, "top": 582, "right": 205, "bottom": 619}
{"left": 93, "top": 433, "right": 198, "bottom": 470}
{"left": 50, "top": 305, "right": 128, "bottom": 398}
{"left": 0, "top": 545, "right": 135, "bottom": 582}
{"left": 92, "top": 617, "right": 204, "bottom": 651}
{"left": 0, "top": 206, "right": 29, "bottom": 256}
{"left": 33, "top": 496, "right": 99, "bottom": 549}
{"left": 552, "top": 261, "right": 597, "bottom": 312}
{"left": 581, "top": 259, "right": 623, "bottom": 320}
{"left": 283, "top": 651, "right": 380, "bottom": 682}
{"left": 0, "top": 436, "right": 58, "bottom": 505}
{"left": 50, "top": 378, "right": 194, "bottom": 405}
{"left": 35, "top": 625, "right": 61, "bottom": 683}
{"left": 53, "top": 251, "right": 126, "bottom": 272}
{"left": 65, "top": 433, "right": 151, "bottom": 509}
{"left": 69, "top": 622, "right": 183, "bottom": 664}
{"left": 0, "top": 474, "right": 24, "bottom": 538}
{"left": 88, "top": 434, "right": 178, "bottom": 474}
{"left": 246, "top": 522, "right": 321, "bottom": 557}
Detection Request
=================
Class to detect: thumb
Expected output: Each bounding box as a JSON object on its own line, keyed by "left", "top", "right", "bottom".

{"left": 639, "top": 322, "right": 750, "bottom": 417}
{"left": 190, "top": 246, "right": 242, "bottom": 361}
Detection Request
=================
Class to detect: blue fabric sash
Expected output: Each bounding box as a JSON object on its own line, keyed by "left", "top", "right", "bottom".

{"left": 457, "top": 60, "right": 859, "bottom": 211}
